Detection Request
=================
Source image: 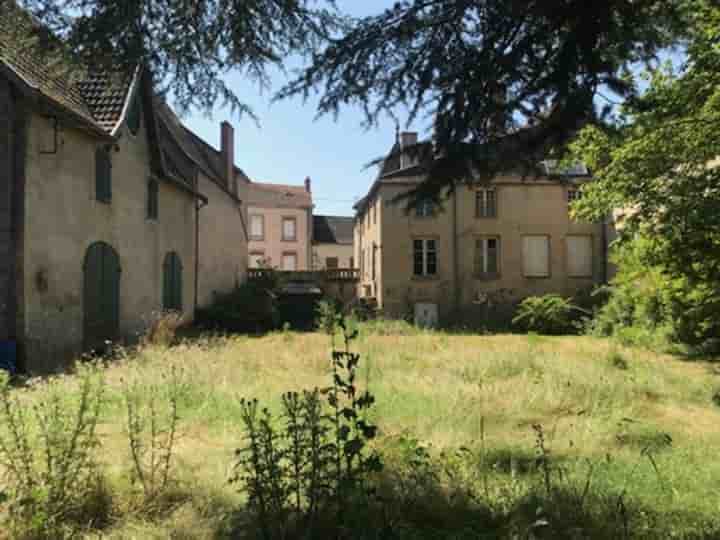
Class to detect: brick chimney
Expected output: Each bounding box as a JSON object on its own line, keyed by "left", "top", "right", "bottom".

{"left": 220, "top": 121, "right": 234, "bottom": 187}
{"left": 304, "top": 176, "right": 312, "bottom": 192}
{"left": 399, "top": 131, "right": 418, "bottom": 168}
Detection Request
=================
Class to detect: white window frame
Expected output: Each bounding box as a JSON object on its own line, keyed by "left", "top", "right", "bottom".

{"left": 250, "top": 214, "right": 265, "bottom": 240}
{"left": 282, "top": 252, "right": 297, "bottom": 271}
{"left": 281, "top": 217, "right": 297, "bottom": 241}
{"left": 475, "top": 188, "right": 497, "bottom": 218}
{"left": 413, "top": 238, "right": 438, "bottom": 277}
{"left": 474, "top": 236, "right": 501, "bottom": 278}
{"left": 522, "top": 235, "right": 551, "bottom": 278}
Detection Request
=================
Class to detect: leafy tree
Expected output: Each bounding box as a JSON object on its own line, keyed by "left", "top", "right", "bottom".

{"left": 279, "top": 0, "right": 687, "bottom": 191}
{"left": 570, "top": 0, "right": 720, "bottom": 346}
{"left": 9, "top": 0, "right": 343, "bottom": 116}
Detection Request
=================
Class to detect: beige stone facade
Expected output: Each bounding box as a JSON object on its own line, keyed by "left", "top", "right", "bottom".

{"left": 247, "top": 180, "right": 313, "bottom": 271}
{"left": 312, "top": 215, "right": 354, "bottom": 269}
{"left": 313, "top": 243, "right": 354, "bottom": 269}
{"left": 354, "top": 136, "right": 608, "bottom": 325}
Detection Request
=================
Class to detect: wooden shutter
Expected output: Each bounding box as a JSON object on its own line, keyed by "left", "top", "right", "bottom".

{"left": 127, "top": 95, "right": 141, "bottom": 135}
{"left": 567, "top": 236, "right": 593, "bottom": 277}
{"left": 523, "top": 236, "right": 550, "bottom": 277}
{"left": 147, "top": 179, "right": 159, "bottom": 219}
{"left": 163, "top": 252, "right": 183, "bottom": 311}
{"left": 83, "top": 242, "right": 120, "bottom": 352}
{"left": 95, "top": 148, "right": 112, "bottom": 203}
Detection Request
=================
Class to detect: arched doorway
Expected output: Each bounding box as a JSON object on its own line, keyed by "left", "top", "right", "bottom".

{"left": 83, "top": 242, "right": 121, "bottom": 353}
{"left": 163, "top": 252, "right": 183, "bottom": 312}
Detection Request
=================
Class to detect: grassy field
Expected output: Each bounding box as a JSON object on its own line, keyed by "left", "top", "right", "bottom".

{"left": 2, "top": 322, "right": 720, "bottom": 538}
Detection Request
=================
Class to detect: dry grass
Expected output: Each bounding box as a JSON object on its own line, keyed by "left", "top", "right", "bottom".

{"left": 3, "top": 325, "right": 720, "bottom": 537}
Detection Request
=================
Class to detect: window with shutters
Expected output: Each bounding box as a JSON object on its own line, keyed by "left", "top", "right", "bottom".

{"left": 474, "top": 236, "right": 500, "bottom": 278}
{"left": 413, "top": 238, "right": 438, "bottom": 277}
{"left": 282, "top": 252, "right": 297, "bottom": 271}
{"left": 147, "top": 178, "right": 159, "bottom": 220}
{"left": 475, "top": 188, "right": 496, "bottom": 218}
{"left": 282, "top": 217, "right": 297, "bottom": 241}
{"left": 95, "top": 147, "right": 112, "bottom": 203}
{"left": 566, "top": 235, "right": 593, "bottom": 277}
{"left": 250, "top": 215, "right": 264, "bottom": 240}
{"left": 415, "top": 198, "right": 435, "bottom": 218}
{"left": 127, "top": 94, "right": 141, "bottom": 135}
{"left": 522, "top": 235, "right": 550, "bottom": 277}
{"left": 163, "top": 252, "right": 183, "bottom": 311}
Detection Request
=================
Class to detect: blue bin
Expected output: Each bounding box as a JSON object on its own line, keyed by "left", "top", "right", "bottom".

{"left": 0, "top": 340, "right": 17, "bottom": 375}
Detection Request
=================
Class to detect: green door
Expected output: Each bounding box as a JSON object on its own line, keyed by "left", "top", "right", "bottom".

{"left": 163, "top": 252, "right": 183, "bottom": 312}
{"left": 83, "top": 242, "right": 121, "bottom": 353}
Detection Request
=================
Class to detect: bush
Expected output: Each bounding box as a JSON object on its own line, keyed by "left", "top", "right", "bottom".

{"left": 512, "top": 294, "right": 585, "bottom": 335}
{"left": 589, "top": 237, "right": 720, "bottom": 350}
{"left": 142, "top": 310, "right": 185, "bottom": 347}
{"left": 0, "top": 365, "right": 111, "bottom": 539}
{"left": 196, "top": 281, "right": 279, "bottom": 333}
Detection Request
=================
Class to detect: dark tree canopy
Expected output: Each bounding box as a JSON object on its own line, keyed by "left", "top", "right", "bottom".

{"left": 11, "top": 0, "right": 342, "bottom": 116}
{"left": 280, "top": 0, "right": 687, "bottom": 192}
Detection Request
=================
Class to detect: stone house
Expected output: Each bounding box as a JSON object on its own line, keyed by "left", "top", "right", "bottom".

{"left": 312, "top": 215, "right": 354, "bottom": 269}
{"left": 0, "top": 5, "right": 248, "bottom": 372}
{"left": 247, "top": 178, "right": 313, "bottom": 270}
{"left": 354, "top": 132, "right": 609, "bottom": 326}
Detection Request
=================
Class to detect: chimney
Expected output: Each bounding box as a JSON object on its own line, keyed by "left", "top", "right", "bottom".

{"left": 220, "top": 121, "right": 234, "bottom": 187}
{"left": 399, "top": 131, "right": 418, "bottom": 168}
{"left": 304, "top": 176, "right": 312, "bottom": 193}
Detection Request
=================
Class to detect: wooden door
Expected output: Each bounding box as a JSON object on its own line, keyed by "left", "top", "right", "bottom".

{"left": 83, "top": 242, "right": 121, "bottom": 353}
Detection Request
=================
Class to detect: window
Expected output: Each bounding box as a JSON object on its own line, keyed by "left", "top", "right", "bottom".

{"left": 413, "top": 239, "right": 438, "bottom": 277}
{"left": 372, "top": 243, "right": 377, "bottom": 280}
{"left": 282, "top": 252, "right": 297, "bottom": 271}
{"left": 282, "top": 217, "right": 297, "bottom": 241}
{"left": 249, "top": 252, "right": 266, "bottom": 269}
{"left": 326, "top": 257, "right": 339, "bottom": 269}
{"left": 567, "top": 236, "right": 593, "bottom": 277}
{"left": 475, "top": 237, "right": 500, "bottom": 278}
{"left": 95, "top": 147, "right": 112, "bottom": 203}
{"left": 147, "top": 178, "right": 159, "bottom": 220}
{"left": 415, "top": 198, "right": 435, "bottom": 218}
{"left": 372, "top": 200, "right": 377, "bottom": 224}
{"left": 127, "top": 95, "right": 141, "bottom": 135}
{"left": 250, "top": 215, "right": 264, "bottom": 240}
{"left": 523, "top": 235, "right": 550, "bottom": 277}
{"left": 475, "top": 188, "right": 496, "bottom": 218}
{"left": 163, "top": 252, "right": 183, "bottom": 311}
{"left": 567, "top": 187, "right": 582, "bottom": 202}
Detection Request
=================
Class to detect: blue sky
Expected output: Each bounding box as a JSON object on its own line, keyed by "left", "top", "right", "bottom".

{"left": 181, "top": 1, "right": 416, "bottom": 218}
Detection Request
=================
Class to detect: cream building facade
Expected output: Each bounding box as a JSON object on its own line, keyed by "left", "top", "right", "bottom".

{"left": 354, "top": 133, "right": 608, "bottom": 325}
{"left": 0, "top": 5, "right": 249, "bottom": 372}
{"left": 312, "top": 215, "right": 354, "bottom": 269}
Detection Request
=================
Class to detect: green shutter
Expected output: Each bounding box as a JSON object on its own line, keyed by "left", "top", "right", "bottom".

{"left": 127, "top": 96, "right": 141, "bottom": 135}
{"left": 163, "top": 252, "right": 183, "bottom": 311}
{"left": 147, "top": 179, "right": 159, "bottom": 219}
{"left": 95, "top": 148, "right": 112, "bottom": 203}
{"left": 84, "top": 242, "right": 120, "bottom": 353}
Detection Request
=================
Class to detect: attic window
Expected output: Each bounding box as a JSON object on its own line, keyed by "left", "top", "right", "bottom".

{"left": 127, "top": 95, "right": 141, "bottom": 135}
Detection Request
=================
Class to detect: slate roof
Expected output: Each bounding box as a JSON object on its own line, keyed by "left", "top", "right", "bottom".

{"left": 313, "top": 215, "right": 354, "bottom": 245}
{"left": 247, "top": 182, "right": 313, "bottom": 209}
{"left": 0, "top": 2, "right": 136, "bottom": 136}
{"left": 154, "top": 99, "right": 250, "bottom": 190}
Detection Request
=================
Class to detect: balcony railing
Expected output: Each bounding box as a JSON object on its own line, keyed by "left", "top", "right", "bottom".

{"left": 248, "top": 268, "right": 359, "bottom": 283}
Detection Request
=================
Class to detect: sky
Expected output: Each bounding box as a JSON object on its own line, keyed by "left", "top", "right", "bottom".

{"left": 181, "top": 1, "right": 417, "bottom": 218}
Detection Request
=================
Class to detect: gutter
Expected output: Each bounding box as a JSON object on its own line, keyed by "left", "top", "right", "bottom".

{"left": 194, "top": 196, "right": 209, "bottom": 315}
{"left": 452, "top": 185, "right": 460, "bottom": 316}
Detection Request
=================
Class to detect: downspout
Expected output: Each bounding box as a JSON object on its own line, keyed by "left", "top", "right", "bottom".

{"left": 194, "top": 197, "right": 208, "bottom": 315}
{"left": 601, "top": 213, "right": 609, "bottom": 284}
{"left": 452, "top": 185, "right": 460, "bottom": 318}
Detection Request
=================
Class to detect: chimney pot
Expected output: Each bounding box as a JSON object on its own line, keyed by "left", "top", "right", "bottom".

{"left": 221, "top": 121, "right": 235, "bottom": 187}
{"left": 304, "top": 176, "right": 312, "bottom": 193}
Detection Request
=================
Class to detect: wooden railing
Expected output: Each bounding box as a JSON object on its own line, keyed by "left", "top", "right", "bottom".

{"left": 248, "top": 268, "right": 359, "bottom": 283}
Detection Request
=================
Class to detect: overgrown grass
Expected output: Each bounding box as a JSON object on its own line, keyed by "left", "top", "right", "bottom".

{"left": 2, "top": 328, "right": 720, "bottom": 537}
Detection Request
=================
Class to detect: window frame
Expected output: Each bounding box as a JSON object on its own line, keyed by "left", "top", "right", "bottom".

{"left": 414, "top": 197, "right": 435, "bottom": 218}
{"left": 474, "top": 236, "right": 501, "bottom": 279}
{"left": 413, "top": 238, "right": 438, "bottom": 278}
{"left": 281, "top": 216, "right": 298, "bottom": 242}
{"left": 522, "top": 234, "right": 551, "bottom": 278}
{"left": 475, "top": 187, "right": 497, "bottom": 218}
{"left": 566, "top": 234, "right": 594, "bottom": 278}
{"left": 281, "top": 251, "right": 298, "bottom": 271}
{"left": 249, "top": 214, "right": 265, "bottom": 241}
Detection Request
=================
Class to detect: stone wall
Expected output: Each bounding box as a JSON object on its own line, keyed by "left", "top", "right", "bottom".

{"left": 0, "top": 78, "right": 16, "bottom": 341}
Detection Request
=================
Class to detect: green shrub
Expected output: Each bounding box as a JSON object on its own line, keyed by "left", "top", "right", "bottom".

{"left": 196, "top": 281, "right": 279, "bottom": 333}
{"left": 512, "top": 294, "right": 584, "bottom": 335}
{"left": 0, "top": 365, "right": 111, "bottom": 539}
{"left": 589, "top": 237, "right": 720, "bottom": 350}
